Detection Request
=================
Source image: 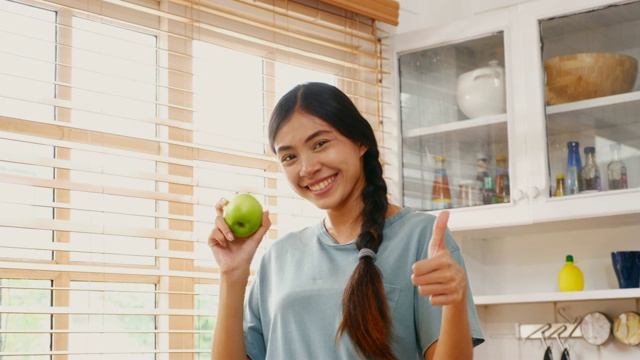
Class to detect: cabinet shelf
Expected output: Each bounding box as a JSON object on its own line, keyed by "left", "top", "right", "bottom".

{"left": 402, "top": 114, "right": 508, "bottom": 149}
{"left": 474, "top": 288, "right": 640, "bottom": 306}
{"left": 403, "top": 114, "right": 507, "bottom": 139}
{"left": 546, "top": 91, "right": 640, "bottom": 146}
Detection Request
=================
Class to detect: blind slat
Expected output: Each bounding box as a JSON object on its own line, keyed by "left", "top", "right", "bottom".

{"left": 0, "top": 260, "right": 218, "bottom": 279}
{"left": 319, "top": 0, "right": 399, "bottom": 25}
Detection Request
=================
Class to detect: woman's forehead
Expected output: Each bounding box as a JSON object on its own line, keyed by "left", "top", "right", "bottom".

{"left": 275, "top": 112, "right": 332, "bottom": 139}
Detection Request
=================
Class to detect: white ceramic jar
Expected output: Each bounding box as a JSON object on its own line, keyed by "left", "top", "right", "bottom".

{"left": 456, "top": 60, "right": 506, "bottom": 119}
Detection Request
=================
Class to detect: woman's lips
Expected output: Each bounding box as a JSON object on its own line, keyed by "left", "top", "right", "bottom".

{"left": 307, "top": 175, "right": 336, "bottom": 192}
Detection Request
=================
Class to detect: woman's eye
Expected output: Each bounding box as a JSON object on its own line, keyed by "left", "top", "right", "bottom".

{"left": 281, "top": 154, "right": 295, "bottom": 163}
{"left": 314, "top": 140, "right": 327, "bottom": 149}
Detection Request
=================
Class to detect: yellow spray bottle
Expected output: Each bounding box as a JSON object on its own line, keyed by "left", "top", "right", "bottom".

{"left": 558, "top": 254, "right": 584, "bottom": 291}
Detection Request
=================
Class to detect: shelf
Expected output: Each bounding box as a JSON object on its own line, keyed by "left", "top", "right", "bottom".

{"left": 403, "top": 113, "right": 507, "bottom": 138}
{"left": 474, "top": 288, "right": 640, "bottom": 306}
{"left": 402, "top": 114, "right": 508, "bottom": 150}
{"left": 546, "top": 91, "right": 640, "bottom": 145}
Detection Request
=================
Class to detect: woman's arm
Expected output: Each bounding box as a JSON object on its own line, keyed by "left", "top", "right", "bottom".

{"left": 412, "top": 211, "right": 473, "bottom": 360}
{"left": 209, "top": 198, "right": 271, "bottom": 360}
{"left": 423, "top": 292, "right": 472, "bottom": 360}
{"left": 212, "top": 269, "right": 251, "bottom": 360}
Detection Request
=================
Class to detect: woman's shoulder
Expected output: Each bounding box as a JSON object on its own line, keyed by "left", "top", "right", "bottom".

{"left": 255, "top": 221, "right": 325, "bottom": 277}
{"left": 386, "top": 206, "right": 437, "bottom": 230}
{"left": 383, "top": 207, "right": 462, "bottom": 250}
{"left": 265, "top": 221, "right": 323, "bottom": 253}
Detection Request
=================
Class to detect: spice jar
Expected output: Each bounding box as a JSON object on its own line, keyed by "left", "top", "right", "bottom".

{"left": 459, "top": 180, "right": 483, "bottom": 207}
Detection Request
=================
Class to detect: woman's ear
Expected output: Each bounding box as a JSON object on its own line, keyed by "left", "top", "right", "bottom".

{"left": 359, "top": 143, "right": 369, "bottom": 156}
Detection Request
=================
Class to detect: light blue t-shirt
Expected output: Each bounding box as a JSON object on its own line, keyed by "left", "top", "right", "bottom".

{"left": 244, "top": 207, "right": 484, "bottom": 359}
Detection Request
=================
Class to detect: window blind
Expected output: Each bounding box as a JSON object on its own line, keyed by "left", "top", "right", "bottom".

{"left": 320, "top": 0, "right": 399, "bottom": 26}
{"left": 0, "top": 0, "right": 392, "bottom": 357}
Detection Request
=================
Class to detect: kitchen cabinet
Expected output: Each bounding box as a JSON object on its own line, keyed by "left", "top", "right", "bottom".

{"left": 389, "top": 1, "right": 640, "bottom": 355}
{"left": 520, "top": 0, "right": 640, "bottom": 224}
{"left": 393, "top": 0, "right": 640, "bottom": 232}
{"left": 393, "top": 8, "right": 534, "bottom": 231}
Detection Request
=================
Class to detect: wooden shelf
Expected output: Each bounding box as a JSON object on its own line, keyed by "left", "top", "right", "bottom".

{"left": 474, "top": 288, "right": 640, "bottom": 306}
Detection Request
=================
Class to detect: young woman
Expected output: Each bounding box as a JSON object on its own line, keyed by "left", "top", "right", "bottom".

{"left": 209, "top": 82, "right": 484, "bottom": 359}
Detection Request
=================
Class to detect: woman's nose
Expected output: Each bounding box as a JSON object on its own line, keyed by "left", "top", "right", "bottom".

{"left": 299, "top": 155, "right": 320, "bottom": 177}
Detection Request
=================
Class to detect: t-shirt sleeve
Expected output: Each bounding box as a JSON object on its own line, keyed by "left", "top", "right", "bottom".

{"left": 243, "top": 278, "right": 266, "bottom": 360}
{"left": 415, "top": 230, "right": 485, "bottom": 354}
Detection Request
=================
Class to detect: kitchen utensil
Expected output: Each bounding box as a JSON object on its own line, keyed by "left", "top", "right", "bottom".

{"left": 580, "top": 311, "right": 612, "bottom": 345}
{"left": 611, "top": 251, "right": 640, "bottom": 288}
{"left": 554, "top": 325, "right": 571, "bottom": 360}
{"left": 456, "top": 60, "right": 506, "bottom": 118}
{"left": 541, "top": 328, "right": 553, "bottom": 360}
{"left": 613, "top": 311, "right": 640, "bottom": 346}
{"left": 544, "top": 52, "right": 638, "bottom": 105}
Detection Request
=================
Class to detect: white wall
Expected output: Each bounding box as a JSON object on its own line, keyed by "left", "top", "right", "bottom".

{"left": 396, "top": 0, "right": 534, "bottom": 34}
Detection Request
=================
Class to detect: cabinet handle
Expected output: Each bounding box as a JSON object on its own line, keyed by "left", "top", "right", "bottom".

{"left": 528, "top": 187, "right": 540, "bottom": 199}
{"left": 512, "top": 188, "right": 526, "bottom": 202}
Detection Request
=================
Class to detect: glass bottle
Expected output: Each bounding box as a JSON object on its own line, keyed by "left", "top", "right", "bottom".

{"left": 475, "top": 152, "right": 491, "bottom": 204}
{"left": 581, "top": 146, "right": 601, "bottom": 191}
{"left": 482, "top": 178, "right": 495, "bottom": 205}
{"left": 431, "top": 155, "right": 452, "bottom": 210}
{"left": 608, "top": 142, "right": 628, "bottom": 190}
{"left": 494, "top": 155, "right": 510, "bottom": 203}
{"left": 565, "top": 141, "right": 583, "bottom": 195}
{"left": 554, "top": 173, "right": 565, "bottom": 197}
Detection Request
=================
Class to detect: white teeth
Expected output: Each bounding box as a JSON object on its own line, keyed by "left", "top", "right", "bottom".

{"left": 309, "top": 176, "right": 334, "bottom": 191}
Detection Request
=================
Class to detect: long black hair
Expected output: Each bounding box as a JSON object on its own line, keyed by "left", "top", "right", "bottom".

{"left": 268, "top": 82, "right": 395, "bottom": 359}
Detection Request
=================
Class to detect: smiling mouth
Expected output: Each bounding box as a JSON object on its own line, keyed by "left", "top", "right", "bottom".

{"left": 308, "top": 175, "right": 336, "bottom": 192}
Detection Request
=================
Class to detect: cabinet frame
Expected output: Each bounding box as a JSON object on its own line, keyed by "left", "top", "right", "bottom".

{"left": 391, "top": 8, "right": 534, "bottom": 231}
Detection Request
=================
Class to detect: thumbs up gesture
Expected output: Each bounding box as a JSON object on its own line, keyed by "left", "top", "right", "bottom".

{"left": 411, "top": 211, "right": 467, "bottom": 306}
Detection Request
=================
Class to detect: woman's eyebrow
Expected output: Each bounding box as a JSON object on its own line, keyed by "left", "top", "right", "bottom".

{"left": 275, "top": 130, "right": 332, "bottom": 154}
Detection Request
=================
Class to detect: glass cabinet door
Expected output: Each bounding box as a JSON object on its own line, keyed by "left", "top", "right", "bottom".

{"left": 541, "top": 2, "right": 640, "bottom": 198}
{"left": 398, "top": 33, "right": 509, "bottom": 211}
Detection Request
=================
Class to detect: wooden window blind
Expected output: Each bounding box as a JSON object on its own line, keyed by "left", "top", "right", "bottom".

{"left": 320, "top": 0, "right": 399, "bottom": 26}
{"left": 0, "top": 0, "right": 392, "bottom": 357}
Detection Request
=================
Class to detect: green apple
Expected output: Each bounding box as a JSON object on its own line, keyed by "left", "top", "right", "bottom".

{"left": 223, "top": 193, "right": 263, "bottom": 238}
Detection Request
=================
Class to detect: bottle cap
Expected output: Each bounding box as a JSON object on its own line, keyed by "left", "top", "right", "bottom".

{"left": 566, "top": 254, "right": 574, "bottom": 262}
{"left": 584, "top": 146, "right": 595, "bottom": 154}
{"left": 434, "top": 155, "right": 446, "bottom": 161}
{"left": 495, "top": 155, "right": 507, "bottom": 161}
{"left": 567, "top": 141, "right": 579, "bottom": 147}
{"left": 556, "top": 173, "right": 565, "bottom": 180}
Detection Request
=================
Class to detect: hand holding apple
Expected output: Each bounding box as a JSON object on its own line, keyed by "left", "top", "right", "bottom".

{"left": 223, "top": 193, "right": 264, "bottom": 238}
{"left": 209, "top": 195, "right": 270, "bottom": 277}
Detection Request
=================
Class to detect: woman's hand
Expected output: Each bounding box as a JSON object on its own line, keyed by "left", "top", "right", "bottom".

{"left": 208, "top": 197, "right": 271, "bottom": 277}
{"left": 411, "top": 211, "right": 467, "bottom": 305}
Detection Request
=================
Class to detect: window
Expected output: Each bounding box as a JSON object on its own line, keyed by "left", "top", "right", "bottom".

{"left": 69, "top": 282, "right": 156, "bottom": 359}
{"left": 0, "top": 0, "right": 55, "bottom": 262}
{"left": 0, "top": 279, "right": 52, "bottom": 358}
{"left": 0, "top": 0, "right": 389, "bottom": 357}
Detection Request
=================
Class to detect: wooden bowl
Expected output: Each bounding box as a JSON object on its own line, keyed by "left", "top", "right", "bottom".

{"left": 544, "top": 52, "right": 638, "bottom": 105}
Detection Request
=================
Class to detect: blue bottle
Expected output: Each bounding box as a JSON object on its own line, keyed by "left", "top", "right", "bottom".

{"left": 565, "top": 141, "right": 583, "bottom": 195}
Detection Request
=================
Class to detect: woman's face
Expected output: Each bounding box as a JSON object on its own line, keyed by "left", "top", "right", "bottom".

{"left": 273, "top": 110, "right": 367, "bottom": 212}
